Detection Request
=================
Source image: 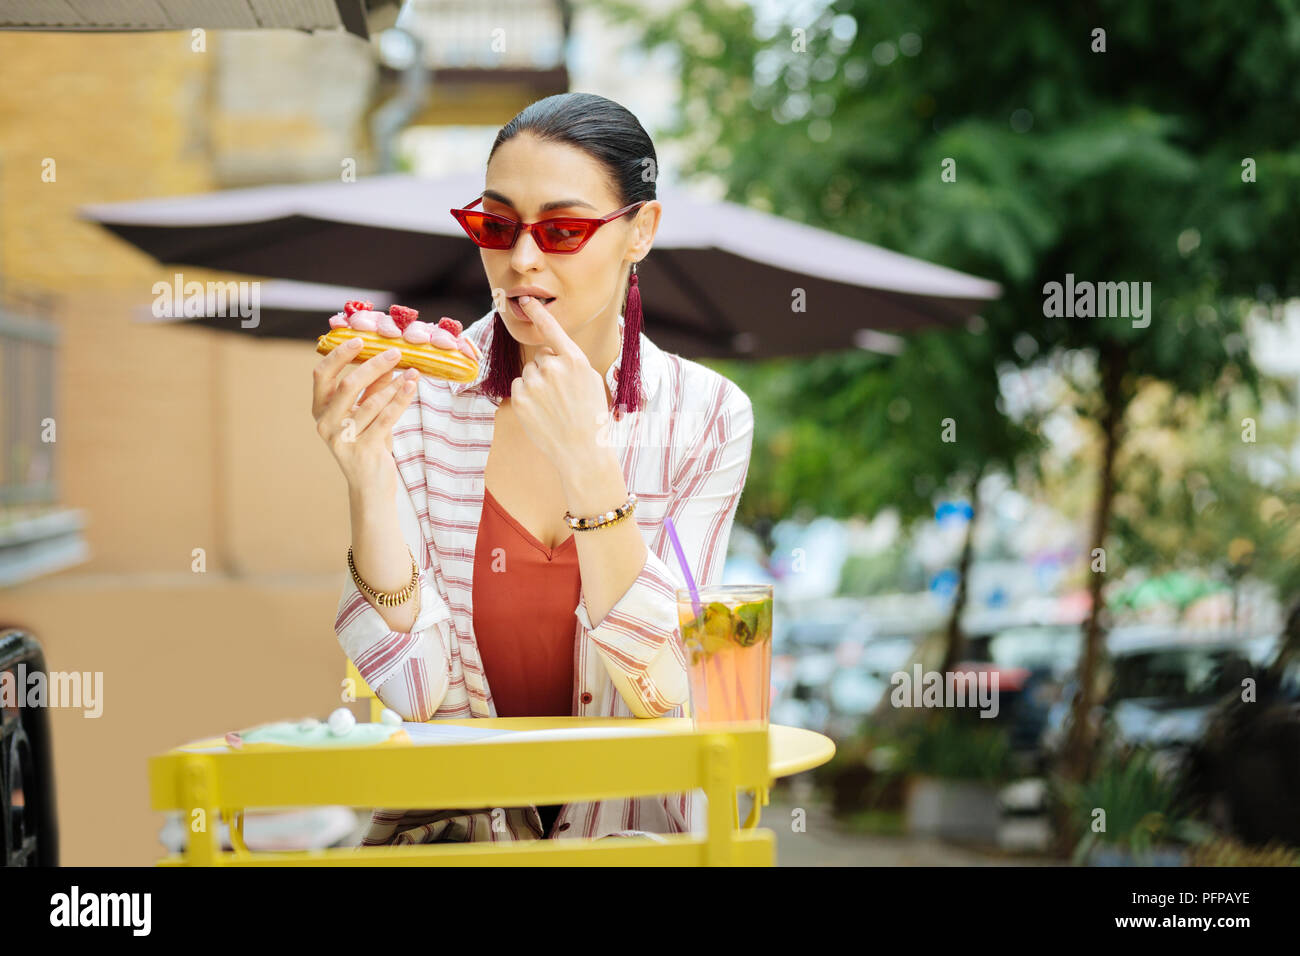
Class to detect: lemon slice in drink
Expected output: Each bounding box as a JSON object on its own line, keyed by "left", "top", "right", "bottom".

{"left": 701, "top": 602, "right": 734, "bottom": 654}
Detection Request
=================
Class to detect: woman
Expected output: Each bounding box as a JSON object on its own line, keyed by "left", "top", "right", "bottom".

{"left": 311, "top": 92, "right": 755, "bottom": 845}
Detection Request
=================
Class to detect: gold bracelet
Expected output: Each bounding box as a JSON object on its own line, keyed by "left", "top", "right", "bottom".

{"left": 564, "top": 493, "right": 638, "bottom": 532}
{"left": 348, "top": 545, "right": 419, "bottom": 607}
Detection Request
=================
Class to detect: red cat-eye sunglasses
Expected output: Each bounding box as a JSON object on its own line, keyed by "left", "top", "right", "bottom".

{"left": 449, "top": 196, "right": 647, "bottom": 254}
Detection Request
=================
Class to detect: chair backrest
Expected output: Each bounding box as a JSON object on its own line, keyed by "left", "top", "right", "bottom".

{"left": 1, "top": 628, "right": 59, "bottom": 866}
{"left": 154, "top": 715, "right": 773, "bottom": 865}
{"left": 152, "top": 657, "right": 769, "bottom": 865}
{"left": 344, "top": 658, "right": 384, "bottom": 722}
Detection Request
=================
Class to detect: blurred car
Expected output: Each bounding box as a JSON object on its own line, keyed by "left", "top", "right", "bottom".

{"left": 986, "top": 625, "right": 1081, "bottom": 681}
{"left": 1040, "top": 628, "right": 1274, "bottom": 776}
{"left": 767, "top": 602, "right": 873, "bottom": 733}
{"left": 824, "top": 634, "right": 919, "bottom": 738}
{"left": 924, "top": 625, "right": 1082, "bottom": 768}
{"left": 776, "top": 603, "right": 868, "bottom": 651}
{"left": 1108, "top": 639, "right": 1258, "bottom": 757}
{"left": 988, "top": 625, "right": 1084, "bottom": 765}
{"left": 939, "top": 660, "right": 1046, "bottom": 769}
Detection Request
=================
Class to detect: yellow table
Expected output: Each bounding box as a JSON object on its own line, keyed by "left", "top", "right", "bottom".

{"left": 159, "top": 717, "right": 835, "bottom": 856}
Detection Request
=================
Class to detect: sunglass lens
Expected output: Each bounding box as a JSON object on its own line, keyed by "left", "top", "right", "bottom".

{"left": 537, "top": 221, "right": 593, "bottom": 252}
{"left": 461, "top": 213, "right": 515, "bottom": 249}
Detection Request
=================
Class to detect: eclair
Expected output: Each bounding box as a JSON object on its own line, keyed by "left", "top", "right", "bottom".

{"left": 316, "top": 301, "right": 480, "bottom": 383}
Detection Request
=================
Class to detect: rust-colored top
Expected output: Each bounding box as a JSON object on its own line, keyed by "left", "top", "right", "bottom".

{"left": 472, "top": 486, "right": 580, "bottom": 718}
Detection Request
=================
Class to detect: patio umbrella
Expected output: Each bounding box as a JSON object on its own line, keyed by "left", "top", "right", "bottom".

{"left": 131, "top": 279, "right": 418, "bottom": 338}
{"left": 80, "top": 171, "right": 1002, "bottom": 359}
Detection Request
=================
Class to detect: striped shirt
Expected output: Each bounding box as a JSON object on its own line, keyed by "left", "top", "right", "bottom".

{"left": 334, "top": 307, "right": 755, "bottom": 845}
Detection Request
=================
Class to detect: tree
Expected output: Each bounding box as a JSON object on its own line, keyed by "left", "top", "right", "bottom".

{"left": 599, "top": 0, "right": 1300, "bottom": 852}
{"left": 718, "top": 325, "right": 1038, "bottom": 671}
{"left": 1107, "top": 377, "right": 1300, "bottom": 610}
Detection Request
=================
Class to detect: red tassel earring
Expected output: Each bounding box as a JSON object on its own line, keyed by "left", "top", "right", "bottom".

{"left": 483, "top": 309, "right": 522, "bottom": 404}
{"left": 612, "top": 261, "right": 643, "bottom": 421}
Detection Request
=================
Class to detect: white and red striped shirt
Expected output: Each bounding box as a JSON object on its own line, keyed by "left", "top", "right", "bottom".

{"left": 334, "top": 307, "right": 755, "bottom": 845}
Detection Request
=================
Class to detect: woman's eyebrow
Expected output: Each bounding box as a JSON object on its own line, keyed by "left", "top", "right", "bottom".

{"left": 481, "top": 189, "right": 597, "bottom": 213}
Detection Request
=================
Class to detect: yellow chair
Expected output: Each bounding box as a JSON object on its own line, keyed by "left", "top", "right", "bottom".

{"left": 348, "top": 658, "right": 769, "bottom": 832}
{"left": 344, "top": 658, "right": 385, "bottom": 723}
{"left": 149, "top": 662, "right": 776, "bottom": 866}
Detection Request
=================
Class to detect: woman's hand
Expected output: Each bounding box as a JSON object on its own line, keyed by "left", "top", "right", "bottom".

{"left": 312, "top": 339, "right": 419, "bottom": 496}
{"left": 510, "top": 295, "right": 611, "bottom": 471}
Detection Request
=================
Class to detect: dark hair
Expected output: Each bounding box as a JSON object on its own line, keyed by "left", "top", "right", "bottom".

{"left": 480, "top": 92, "right": 657, "bottom": 410}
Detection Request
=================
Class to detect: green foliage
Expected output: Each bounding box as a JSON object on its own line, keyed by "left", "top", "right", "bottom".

{"left": 813, "top": 723, "right": 911, "bottom": 818}
{"left": 892, "top": 711, "right": 1017, "bottom": 784}
{"left": 1186, "top": 836, "right": 1300, "bottom": 867}
{"left": 837, "top": 541, "right": 926, "bottom": 595}
{"left": 711, "top": 323, "right": 1039, "bottom": 527}
{"left": 593, "top": 0, "right": 1300, "bottom": 529}
{"left": 1054, "top": 746, "right": 1209, "bottom": 864}
{"left": 1107, "top": 381, "right": 1300, "bottom": 600}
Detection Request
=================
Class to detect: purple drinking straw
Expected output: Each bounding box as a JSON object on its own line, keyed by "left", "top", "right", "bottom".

{"left": 663, "top": 516, "right": 703, "bottom": 618}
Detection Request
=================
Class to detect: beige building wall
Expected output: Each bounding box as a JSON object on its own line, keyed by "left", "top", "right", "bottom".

{"left": 0, "top": 31, "right": 377, "bottom": 865}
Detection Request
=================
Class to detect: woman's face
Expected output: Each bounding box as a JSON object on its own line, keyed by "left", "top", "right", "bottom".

{"left": 479, "top": 132, "right": 659, "bottom": 349}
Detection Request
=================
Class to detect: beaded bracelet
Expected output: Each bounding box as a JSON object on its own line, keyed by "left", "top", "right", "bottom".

{"left": 564, "top": 493, "right": 638, "bottom": 532}
{"left": 348, "top": 545, "right": 418, "bottom": 607}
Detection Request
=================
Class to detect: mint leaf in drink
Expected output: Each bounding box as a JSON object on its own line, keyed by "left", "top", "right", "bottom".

{"left": 757, "top": 598, "right": 773, "bottom": 643}
{"left": 733, "top": 602, "right": 760, "bottom": 646}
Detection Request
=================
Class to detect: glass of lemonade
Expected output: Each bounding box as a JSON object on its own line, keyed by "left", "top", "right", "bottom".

{"left": 677, "top": 584, "right": 774, "bottom": 728}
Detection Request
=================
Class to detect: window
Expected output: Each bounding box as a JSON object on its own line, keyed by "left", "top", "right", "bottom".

{"left": 0, "top": 294, "right": 88, "bottom": 585}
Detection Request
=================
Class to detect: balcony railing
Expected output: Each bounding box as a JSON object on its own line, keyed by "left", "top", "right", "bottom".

{"left": 398, "top": 0, "right": 569, "bottom": 70}
{"left": 376, "top": 0, "right": 572, "bottom": 126}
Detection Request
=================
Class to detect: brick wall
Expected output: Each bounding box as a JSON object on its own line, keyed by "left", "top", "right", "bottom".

{"left": 0, "top": 29, "right": 381, "bottom": 864}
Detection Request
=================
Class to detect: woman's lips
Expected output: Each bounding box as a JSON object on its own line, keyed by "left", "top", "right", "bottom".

{"left": 508, "top": 295, "right": 555, "bottom": 322}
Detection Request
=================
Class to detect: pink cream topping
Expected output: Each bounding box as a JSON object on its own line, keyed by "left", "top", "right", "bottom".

{"left": 427, "top": 327, "right": 456, "bottom": 351}
{"left": 402, "top": 320, "right": 433, "bottom": 345}
{"left": 332, "top": 304, "right": 475, "bottom": 359}
{"left": 348, "top": 310, "right": 380, "bottom": 332}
